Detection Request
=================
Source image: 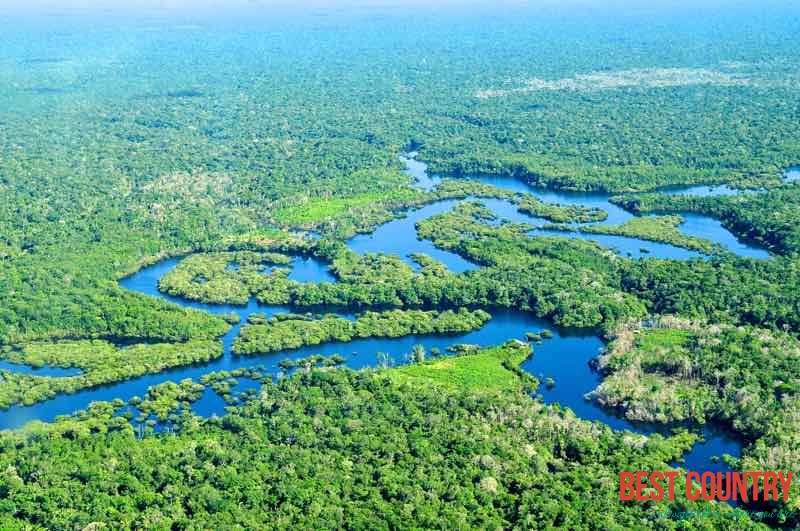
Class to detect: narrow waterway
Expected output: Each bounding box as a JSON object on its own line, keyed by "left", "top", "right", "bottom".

{"left": 2, "top": 153, "right": 776, "bottom": 475}
{"left": 406, "top": 156, "right": 771, "bottom": 260}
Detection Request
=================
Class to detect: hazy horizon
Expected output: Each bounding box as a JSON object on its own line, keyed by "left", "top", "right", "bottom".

{"left": 2, "top": 0, "right": 797, "bottom": 17}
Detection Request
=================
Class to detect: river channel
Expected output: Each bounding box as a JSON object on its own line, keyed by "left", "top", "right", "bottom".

{"left": 2, "top": 153, "right": 777, "bottom": 475}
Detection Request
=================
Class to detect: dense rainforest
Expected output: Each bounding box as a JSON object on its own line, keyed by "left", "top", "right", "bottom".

{"left": 1, "top": 1, "right": 800, "bottom": 528}
{"left": 0, "top": 346, "right": 761, "bottom": 529}
{"left": 613, "top": 184, "right": 800, "bottom": 255}
{"left": 590, "top": 318, "right": 800, "bottom": 508}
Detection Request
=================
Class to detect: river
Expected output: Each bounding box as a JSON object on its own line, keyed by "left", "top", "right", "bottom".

{"left": 2, "top": 153, "right": 778, "bottom": 475}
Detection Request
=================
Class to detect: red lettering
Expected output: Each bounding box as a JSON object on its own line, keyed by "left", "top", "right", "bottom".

{"left": 650, "top": 471, "right": 665, "bottom": 501}
{"left": 622, "top": 471, "right": 791, "bottom": 502}
{"left": 750, "top": 472, "right": 763, "bottom": 501}
{"left": 763, "top": 473, "right": 778, "bottom": 501}
{"left": 664, "top": 471, "right": 679, "bottom": 500}
{"left": 778, "top": 472, "right": 793, "bottom": 502}
{"left": 701, "top": 472, "right": 716, "bottom": 500}
{"left": 635, "top": 471, "right": 649, "bottom": 501}
{"left": 716, "top": 472, "right": 731, "bottom": 501}
{"left": 620, "top": 472, "right": 635, "bottom": 500}
{"left": 686, "top": 472, "right": 701, "bottom": 501}
{"left": 732, "top": 472, "right": 749, "bottom": 502}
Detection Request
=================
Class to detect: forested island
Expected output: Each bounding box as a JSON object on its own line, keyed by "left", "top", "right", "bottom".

{"left": 0, "top": 1, "right": 799, "bottom": 529}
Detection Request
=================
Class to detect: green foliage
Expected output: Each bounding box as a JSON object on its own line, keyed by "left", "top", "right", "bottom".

{"left": 272, "top": 185, "right": 422, "bottom": 227}
{"left": 2, "top": 5, "right": 800, "bottom": 346}
{"left": 0, "top": 340, "right": 222, "bottom": 409}
{"left": 594, "top": 321, "right": 800, "bottom": 436}
{"left": 614, "top": 186, "right": 800, "bottom": 255}
{"left": 1, "top": 283, "right": 231, "bottom": 345}
{"left": 546, "top": 215, "right": 716, "bottom": 253}
{"left": 619, "top": 255, "right": 800, "bottom": 330}
{"left": 414, "top": 201, "right": 647, "bottom": 329}
{"left": 268, "top": 175, "right": 608, "bottom": 238}
{"left": 158, "top": 250, "right": 296, "bottom": 304}
{"left": 233, "top": 308, "right": 491, "bottom": 355}
{"left": 1, "top": 7, "right": 800, "bottom": 528}
{"left": 161, "top": 220, "right": 646, "bottom": 331}
{"left": 135, "top": 378, "right": 206, "bottom": 423}
{"left": 0, "top": 353, "right": 754, "bottom": 530}
{"left": 590, "top": 320, "right": 800, "bottom": 513}
{"left": 435, "top": 179, "right": 608, "bottom": 223}
{"left": 515, "top": 194, "right": 608, "bottom": 223}
{"left": 392, "top": 341, "right": 532, "bottom": 393}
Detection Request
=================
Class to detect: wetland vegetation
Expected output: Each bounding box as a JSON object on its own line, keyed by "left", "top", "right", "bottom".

{"left": 0, "top": 340, "right": 222, "bottom": 409}
{"left": 1, "top": 1, "right": 799, "bottom": 528}
{"left": 0, "top": 345, "right": 757, "bottom": 530}
{"left": 544, "top": 215, "right": 717, "bottom": 254}
{"left": 232, "top": 309, "right": 492, "bottom": 355}
{"left": 590, "top": 318, "right": 800, "bottom": 511}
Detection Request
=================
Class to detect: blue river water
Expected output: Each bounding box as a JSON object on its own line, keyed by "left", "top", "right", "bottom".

{"left": 661, "top": 184, "right": 742, "bottom": 197}
{"left": 1, "top": 153, "right": 775, "bottom": 475}
{"left": 361, "top": 154, "right": 773, "bottom": 275}
{"left": 348, "top": 199, "right": 478, "bottom": 273}
{"left": 410, "top": 158, "right": 771, "bottom": 261}
{"left": 289, "top": 255, "right": 337, "bottom": 283}
{"left": 0, "top": 360, "right": 82, "bottom": 378}
{"left": 658, "top": 166, "right": 799, "bottom": 194}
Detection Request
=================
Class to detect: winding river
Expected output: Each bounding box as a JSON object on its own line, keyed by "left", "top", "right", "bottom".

{"left": 1, "top": 154, "right": 779, "bottom": 476}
